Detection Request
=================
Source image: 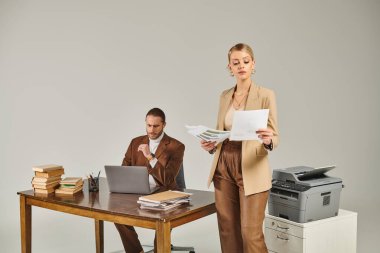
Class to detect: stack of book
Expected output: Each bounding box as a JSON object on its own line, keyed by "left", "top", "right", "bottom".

{"left": 55, "top": 177, "right": 83, "bottom": 195}
{"left": 32, "top": 164, "right": 64, "bottom": 194}
{"left": 138, "top": 190, "right": 192, "bottom": 211}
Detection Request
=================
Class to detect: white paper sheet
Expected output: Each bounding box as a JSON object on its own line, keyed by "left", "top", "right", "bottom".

{"left": 186, "top": 125, "right": 230, "bottom": 143}
{"left": 229, "top": 109, "right": 269, "bottom": 141}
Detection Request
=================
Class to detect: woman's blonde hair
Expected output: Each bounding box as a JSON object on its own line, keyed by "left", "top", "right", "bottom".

{"left": 227, "top": 43, "right": 255, "bottom": 63}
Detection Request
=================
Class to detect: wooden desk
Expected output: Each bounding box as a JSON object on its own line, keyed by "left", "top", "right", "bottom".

{"left": 17, "top": 178, "right": 216, "bottom": 253}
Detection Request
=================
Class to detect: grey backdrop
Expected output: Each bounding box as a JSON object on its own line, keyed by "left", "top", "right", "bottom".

{"left": 1, "top": 1, "right": 379, "bottom": 252}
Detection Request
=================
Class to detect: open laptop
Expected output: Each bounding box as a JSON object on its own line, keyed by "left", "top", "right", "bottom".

{"left": 105, "top": 165, "right": 159, "bottom": 194}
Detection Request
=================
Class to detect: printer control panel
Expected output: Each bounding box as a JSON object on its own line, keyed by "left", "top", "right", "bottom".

{"left": 272, "top": 180, "right": 311, "bottom": 192}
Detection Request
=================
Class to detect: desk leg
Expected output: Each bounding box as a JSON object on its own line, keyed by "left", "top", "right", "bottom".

{"left": 20, "top": 195, "right": 31, "bottom": 253}
{"left": 95, "top": 219, "right": 104, "bottom": 253}
{"left": 156, "top": 221, "right": 171, "bottom": 253}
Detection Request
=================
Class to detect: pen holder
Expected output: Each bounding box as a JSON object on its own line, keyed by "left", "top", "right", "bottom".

{"left": 88, "top": 177, "right": 99, "bottom": 192}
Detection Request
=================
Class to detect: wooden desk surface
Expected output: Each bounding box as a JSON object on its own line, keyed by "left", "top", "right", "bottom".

{"left": 17, "top": 178, "right": 215, "bottom": 222}
{"left": 18, "top": 178, "right": 216, "bottom": 253}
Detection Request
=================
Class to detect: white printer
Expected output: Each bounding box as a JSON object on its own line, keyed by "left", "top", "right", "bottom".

{"left": 268, "top": 165, "right": 343, "bottom": 223}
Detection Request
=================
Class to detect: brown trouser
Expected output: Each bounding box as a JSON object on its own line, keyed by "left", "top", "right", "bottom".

{"left": 213, "top": 139, "right": 269, "bottom": 253}
{"left": 114, "top": 223, "right": 145, "bottom": 253}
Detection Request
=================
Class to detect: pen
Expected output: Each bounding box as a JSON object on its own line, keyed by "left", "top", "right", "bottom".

{"left": 89, "top": 174, "right": 96, "bottom": 186}
{"left": 96, "top": 170, "right": 101, "bottom": 184}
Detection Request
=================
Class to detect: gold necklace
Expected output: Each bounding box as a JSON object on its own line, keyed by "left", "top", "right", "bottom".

{"left": 233, "top": 82, "right": 251, "bottom": 109}
{"left": 233, "top": 93, "right": 248, "bottom": 109}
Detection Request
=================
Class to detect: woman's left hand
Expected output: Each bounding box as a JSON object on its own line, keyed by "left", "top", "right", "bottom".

{"left": 256, "top": 128, "right": 273, "bottom": 145}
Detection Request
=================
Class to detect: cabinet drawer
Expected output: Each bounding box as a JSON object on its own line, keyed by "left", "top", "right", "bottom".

{"left": 265, "top": 217, "right": 303, "bottom": 238}
{"left": 265, "top": 228, "right": 304, "bottom": 253}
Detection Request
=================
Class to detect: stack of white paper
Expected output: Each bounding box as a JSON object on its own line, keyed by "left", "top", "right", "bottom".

{"left": 137, "top": 198, "right": 191, "bottom": 211}
{"left": 186, "top": 125, "right": 230, "bottom": 143}
{"left": 138, "top": 190, "right": 192, "bottom": 211}
{"left": 186, "top": 109, "right": 269, "bottom": 141}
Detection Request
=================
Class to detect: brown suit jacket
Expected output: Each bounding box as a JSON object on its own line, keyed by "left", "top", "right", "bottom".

{"left": 122, "top": 133, "right": 185, "bottom": 190}
{"left": 208, "top": 82, "right": 280, "bottom": 195}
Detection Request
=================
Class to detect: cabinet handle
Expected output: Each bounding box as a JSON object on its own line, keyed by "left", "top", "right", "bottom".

{"left": 276, "top": 235, "right": 289, "bottom": 241}
{"left": 276, "top": 225, "right": 289, "bottom": 230}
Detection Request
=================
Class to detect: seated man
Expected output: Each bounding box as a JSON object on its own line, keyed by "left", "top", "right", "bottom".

{"left": 114, "top": 107, "right": 185, "bottom": 253}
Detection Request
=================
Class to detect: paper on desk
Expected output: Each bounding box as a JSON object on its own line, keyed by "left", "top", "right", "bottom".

{"left": 230, "top": 109, "right": 269, "bottom": 141}
{"left": 186, "top": 125, "right": 230, "bottom": 143}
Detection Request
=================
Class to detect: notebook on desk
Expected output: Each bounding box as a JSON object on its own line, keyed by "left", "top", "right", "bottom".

{"left": 105, "top": 165, "right": 159, "bottom": 194}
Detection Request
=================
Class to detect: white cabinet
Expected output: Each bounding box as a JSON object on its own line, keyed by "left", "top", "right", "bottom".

{"left": 264, "top": 209, "right": 357, "bottom": 253}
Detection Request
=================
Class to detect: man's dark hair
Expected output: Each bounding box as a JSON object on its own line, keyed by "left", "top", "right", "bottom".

{"left": 146, "top": 108, "right": 166, "bottom": 123}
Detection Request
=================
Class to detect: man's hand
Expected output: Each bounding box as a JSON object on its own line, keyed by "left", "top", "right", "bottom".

{"left": 137, "top": 144, "right": 151, "bottom": 158}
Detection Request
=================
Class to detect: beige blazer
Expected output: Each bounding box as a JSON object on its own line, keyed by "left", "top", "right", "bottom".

{"left": 207, "top": 82, "right": 279, "bottom": 196}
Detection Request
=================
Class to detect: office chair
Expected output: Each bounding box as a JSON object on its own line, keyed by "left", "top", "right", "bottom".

{"left": 144, "top": 164, "right": 195, "bottom": 253}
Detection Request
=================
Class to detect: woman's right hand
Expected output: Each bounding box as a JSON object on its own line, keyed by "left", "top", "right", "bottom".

{"left": 200, "top": 140, "right": 216, "bottom": 152}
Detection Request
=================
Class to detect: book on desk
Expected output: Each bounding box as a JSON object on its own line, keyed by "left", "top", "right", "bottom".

{"left": 31, "top": 164, "right": 64, "bottom": 194}
{"left": 30, "top": 165, "right": 84, "bottom": 195}
{"left": 55, "top": 177, "right": 84, "bottom": 195}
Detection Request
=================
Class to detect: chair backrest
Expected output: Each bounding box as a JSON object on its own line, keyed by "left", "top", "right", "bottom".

{"left": 175, "top": 163, "right": 186, "bottom": 189}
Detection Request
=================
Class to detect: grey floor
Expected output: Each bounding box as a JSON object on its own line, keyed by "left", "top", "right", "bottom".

{"left": 109, "top": 245, "right": 194, "bottom": 253}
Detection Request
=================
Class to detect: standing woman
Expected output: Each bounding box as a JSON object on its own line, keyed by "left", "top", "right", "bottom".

{"left": 201, "top": 43, "right": 279, "bottom": 253}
